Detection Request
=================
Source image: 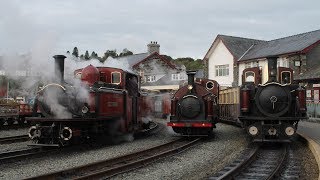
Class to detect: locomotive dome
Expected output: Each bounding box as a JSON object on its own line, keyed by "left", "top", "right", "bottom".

{"left": 81, "top": 64, "right": 100, "bottom": 86}
{"left": 255, "top": 83, "right": 291, "bottom": 117}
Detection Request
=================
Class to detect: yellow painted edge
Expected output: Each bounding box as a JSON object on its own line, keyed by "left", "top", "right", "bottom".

{"left": 298, "top": 132, "right": 320, "bottom": 180}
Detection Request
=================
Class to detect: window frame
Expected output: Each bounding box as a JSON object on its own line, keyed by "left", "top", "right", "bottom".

{"left": 215, "top": 64, "right": 229, "bottom": 77}
{"left": 280, "top": 71, "right": 292, "bottom": 84}
{"left": 244, "top": 71, "right": 255, "bottom": 83}
{"left": 111, "top": 72, "right": 121, "bottom": 84}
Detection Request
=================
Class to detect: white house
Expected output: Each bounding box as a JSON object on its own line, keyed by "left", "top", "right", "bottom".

{"left": 204, "top": 29, "right": 320, "bottom": 87}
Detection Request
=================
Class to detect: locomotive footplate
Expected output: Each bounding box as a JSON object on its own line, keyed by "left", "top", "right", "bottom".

{"left": 238, "top": 116, "right": 305, "bottom": 121}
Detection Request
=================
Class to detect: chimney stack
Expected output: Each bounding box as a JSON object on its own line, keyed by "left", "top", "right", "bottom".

{"left": 267, "top": 56, "right": 278, "bottom": 82}
{"left": 147, "top": 41, "right": 160, "bottom": 54}
{"left": 53, "top": 55, "right": 66, "bottom": 83}
{"left": 187, "top": 70, "right": 197, "bottom": 86}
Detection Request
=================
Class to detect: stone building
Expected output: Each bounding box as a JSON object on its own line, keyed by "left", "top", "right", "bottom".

{"left": 114, "top": 41, "right": 186, "bottom": 91}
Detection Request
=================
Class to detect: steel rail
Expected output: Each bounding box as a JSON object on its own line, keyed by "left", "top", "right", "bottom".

{"left": 0, "top": 135, "right": 29, "bottom": 144}
{"left": 212, "top": 145, "right": 288, "bottom": 180}
{"left": 27, "top": 137, "right": 201, "bottom": 180}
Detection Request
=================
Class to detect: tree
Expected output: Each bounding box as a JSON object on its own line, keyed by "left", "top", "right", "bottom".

{"left": 80, "top": 54, "right": 84, "bottom": 59}
{"left": 119, "top": 48, "right": 133, "bottom": 57}
{"left": 84, "top": 50, "right": 90, "bottom": 60}
{"left": 72, "top": 47, "right": 79, "bottom": 57}
{"left": 102, "top": 50, "right": 118, "bottom": 61}
{"left": 90, "top": 51, "right": 98, "bottom": 59}
{"left": 174, "top": 57, "right": 203, "bottom": 70}
{"left": 66, "top": 51, "right": 70, "bottom": 54}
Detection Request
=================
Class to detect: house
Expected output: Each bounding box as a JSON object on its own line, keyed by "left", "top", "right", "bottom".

{"left": 203, "top": 29, "right": 320, "bottom": 87}
{"left": 114, "top": 42, "right": 186, "bottom": 91}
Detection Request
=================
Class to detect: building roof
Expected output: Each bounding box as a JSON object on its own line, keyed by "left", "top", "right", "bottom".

{"left": 203, "top": 35, "right": 264, "bottom": 60}
{"left": 240, "top": 29, "right": 320, "bottom": 61}
{"left": 115, "top": 53, "right": 149, "bottom": 67}
{"left": 218, "top": 35, "right": 264, "bottom": 59}
{"left": 115, "top": 52, "right": 177, "bottom": 70}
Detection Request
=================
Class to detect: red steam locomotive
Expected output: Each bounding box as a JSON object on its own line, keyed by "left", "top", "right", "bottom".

{"left": 27, "top": 55, "right": 152, "bottom": 146}
{"left": 167, "top": 71, "right": 219, "bottom": 135}
{"left": 239, "top": 57, "right": 307, "bottom": 142}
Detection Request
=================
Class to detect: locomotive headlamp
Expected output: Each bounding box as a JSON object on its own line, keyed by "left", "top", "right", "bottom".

{"left": 285, "top": 126, "right": 295, "bottom": 136}
{"left": 248, "top": 125, "right": 258, "bottom": 136}
{"left": 187, "top": 85, "right": 193, "bottom": 90}
{"left": 81, "top": 106, "right": 89, "bottom": 114}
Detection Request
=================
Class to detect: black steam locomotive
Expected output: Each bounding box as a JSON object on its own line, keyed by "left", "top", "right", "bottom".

{"left": 239, "top": 57, "right": 307, "bottom": 142}
{"left": 167, "top": 71, "right": 219, "bottom": 135}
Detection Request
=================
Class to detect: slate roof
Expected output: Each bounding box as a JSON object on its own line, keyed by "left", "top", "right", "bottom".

{"left": 115, "top": 53, "right": 149, "bottom": 67}
{"left": 195, "top": 69, "right": 204, "bottom": 78}
{"left": 218, "top": 35, "right": 264, "bottom": 59}
{"left": 240, "top": 29, "right": 320, "bottom": 61}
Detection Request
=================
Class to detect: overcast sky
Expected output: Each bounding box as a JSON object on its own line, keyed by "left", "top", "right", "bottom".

{"left": 1, "top": 0, "right": 320, "bottom": 59}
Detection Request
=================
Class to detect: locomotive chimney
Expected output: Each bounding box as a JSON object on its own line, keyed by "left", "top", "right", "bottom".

{"left": 53, "top": 55, "right": 66, "bottom": 83}
{"left": 267, "top": 56, "right": 278, "bottom": 82}
{"left": 187, "top": 70, "right": 197, "bottom": 86}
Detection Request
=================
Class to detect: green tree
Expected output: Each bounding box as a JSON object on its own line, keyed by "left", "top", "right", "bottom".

{"left": 80, "top": 54, "right": 84, "bottom": 59}
{"left": 102, "top": 50, "right": 118, "bottom": 61}
{"left": 72, "top": 47, "right": 79, "bottom": 57}
{"left": 119, "top": 48, "right": 133, "bottom": 57}
{"left": 90, "top": 51, "right": 98, "bottom": 59}
{"left": 174, "top": 57, "right": 203, "bottom": 70}
{"left": 84, "top": 50, "right": 90, "bottom": 60}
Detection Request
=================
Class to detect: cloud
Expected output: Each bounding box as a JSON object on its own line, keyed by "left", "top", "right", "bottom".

{"left": 0, "top": 0, "right": 320, "bottom": 59}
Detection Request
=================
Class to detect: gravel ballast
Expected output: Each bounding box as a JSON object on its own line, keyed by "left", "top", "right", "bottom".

{"left": 0, "top": 128, "right": 28, "bottom": 138}
{"left": 0, "top": 120, "right": 250, "bottom": 179}
{"left": 114, "top": 122, "right": 249, "bottom": 180}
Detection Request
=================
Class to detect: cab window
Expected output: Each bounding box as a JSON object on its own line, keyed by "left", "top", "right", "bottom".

{"left": 111, "top": 72, "right": 121, "bottom": 84}
{"left": 281, "top": 71, "right": 291, "bottom": 84}
{"left": 245, "top": 71, "right": 255, "bottom": 83}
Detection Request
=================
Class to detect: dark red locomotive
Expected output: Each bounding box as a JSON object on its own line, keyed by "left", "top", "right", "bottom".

{"left": 27, "top": 55, "right": 151, "bottom": 146}
{"left": 167, "top": 71, "right": 219, "bottom": 135}
{"left": 239, "top": 57, "right": 307, "bottom": 142}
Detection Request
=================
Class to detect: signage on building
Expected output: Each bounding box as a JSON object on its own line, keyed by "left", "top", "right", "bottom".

{"left": 313, "top": 84, "right": 320, "bottom": 87}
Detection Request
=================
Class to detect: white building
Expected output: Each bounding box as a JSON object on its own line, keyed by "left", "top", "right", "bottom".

{"left": 203, "top": 29, "right": 320, "bottom": 87}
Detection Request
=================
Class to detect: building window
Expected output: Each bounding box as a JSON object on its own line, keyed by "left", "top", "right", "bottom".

{"left": 146, "top": 75, "right": 156, "bottom": 82}
{"left": 282, "top": 59, "right": 289, "bottom": 68}
{"left": 245, "top": 71, "right": 255, "bottom": 82}
{"left": 172, "top": 73, "right": 185, "bottom": 81}
{"left": 215, "top": 65, "right": 229, "bottom": 77}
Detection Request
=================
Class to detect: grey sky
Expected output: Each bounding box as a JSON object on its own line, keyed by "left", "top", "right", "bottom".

{"left": 1, "top": 0, "right": 319, "bottom": 59}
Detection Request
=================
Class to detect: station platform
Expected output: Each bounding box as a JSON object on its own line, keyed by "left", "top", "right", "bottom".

{"left": 298, "top": 120, "right": 320, "bottom": 144}
{"left": 297, "top": 120, "right": 320, "bottom": 180}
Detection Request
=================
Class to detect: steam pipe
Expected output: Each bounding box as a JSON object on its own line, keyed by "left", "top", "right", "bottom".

{"left": 53, "top": 55, "right": 66, "bottom": 83}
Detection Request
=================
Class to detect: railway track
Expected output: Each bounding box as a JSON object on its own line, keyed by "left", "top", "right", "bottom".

{"left": 27, "top": 137, "right": 201, "bottom": 180}
{"left": 0, "top": 135, "right": 29, "bottom": 144}
{"left": 211, "top": 145, "right": 288, "bottom": 180}
{"left": 0, "top": 147, "right": 58, "bottom": 162}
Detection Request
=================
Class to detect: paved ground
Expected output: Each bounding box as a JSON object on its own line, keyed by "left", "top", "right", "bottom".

{"left": 298, "top": 120, "right": 320, "bottom": 144}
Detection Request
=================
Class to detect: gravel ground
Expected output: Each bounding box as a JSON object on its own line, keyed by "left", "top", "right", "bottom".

{"left": 0, "top": 119, "right": 180, "bottom": 179}
{"left": 280, "top": 136, "right": 319, "bottom": 180}
{"left": 0, "top": 141, "right": 32, "bottom": 153}
{"left": 114, "top": 122, "right": 250, "bottom": 180}
{"left": 0, "top": 128, "right": 28, "bottom": 138}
